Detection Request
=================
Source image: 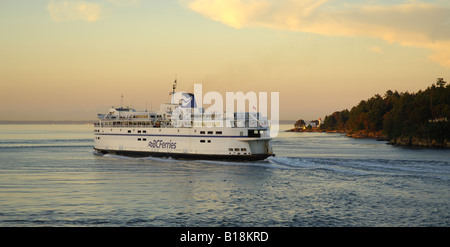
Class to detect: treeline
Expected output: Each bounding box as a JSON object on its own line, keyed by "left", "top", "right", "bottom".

{"left": 320, "top": 78, "right": 450, "bottom": 146}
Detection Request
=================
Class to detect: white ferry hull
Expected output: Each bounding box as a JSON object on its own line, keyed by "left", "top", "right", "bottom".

{"left": 94, "top": 126, "right": 274, "bottom": 161}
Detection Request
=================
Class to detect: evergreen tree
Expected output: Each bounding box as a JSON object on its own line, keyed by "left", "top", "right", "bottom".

{"left": 321, "top": 78, "right": 450, "bottom": 146}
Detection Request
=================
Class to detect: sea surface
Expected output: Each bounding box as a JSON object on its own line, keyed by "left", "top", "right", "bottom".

{"left": 0, "top": 124, "right": 449, "bottom": 227}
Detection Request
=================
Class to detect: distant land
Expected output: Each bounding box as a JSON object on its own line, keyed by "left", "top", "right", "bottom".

{"left": 289, "top": 78, "right": 450, "bottom": 148}
{"left": 0, "top": 120, "right": 95, "bottom": 124}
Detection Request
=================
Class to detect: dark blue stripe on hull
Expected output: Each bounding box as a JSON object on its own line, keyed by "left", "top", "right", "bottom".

{"left": 94, "top": 148, "right": 274, "bottom": 161}
{"left": 95, "top": 133, "right": 244, "bottom": 138}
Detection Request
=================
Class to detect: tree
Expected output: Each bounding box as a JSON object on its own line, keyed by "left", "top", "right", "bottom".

{"left": 436, "top": 78, "right": 447, "bottom": 87}
{"left": 294, "top": 119, "right": 306, "bottom": 129}
{"left": 321, "top": 78, "right": 449, "bottom": 145}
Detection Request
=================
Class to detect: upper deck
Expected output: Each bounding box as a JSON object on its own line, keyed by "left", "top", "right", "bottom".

{"left": 96, "top": 84, "right": 270, "bottom": 130}
{"left": 95, "top": 106, "right": 269, "bottom": 129}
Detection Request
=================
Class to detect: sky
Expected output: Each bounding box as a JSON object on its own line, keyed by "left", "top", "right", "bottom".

{"left": 1, "top": 0, "right": 449, "bottom": 121}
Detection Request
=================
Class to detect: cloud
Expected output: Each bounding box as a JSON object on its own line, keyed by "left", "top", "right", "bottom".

{"left": 47, "top": 0, "right": 102, "bottom": 22}
{"left": 184, "top": 0, "right": 450, "bottom": 67}
{"left": 107, "top": 0, "right": 140, "bottom": 7}
{"left": 186, "top": 0, "right": 327, "bottom": 29}
{"left": 368, "top": 46, "right": 383, "bottom": 54}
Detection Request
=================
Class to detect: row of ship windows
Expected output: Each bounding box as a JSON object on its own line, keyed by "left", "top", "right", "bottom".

{"left": 229, "top": 147, "right": 248, "bottom": 155}
{"left": 95, "top": 129, "right": 147, "bottom": 133}
{"left": 96, "top": 137, "right": 148, "bottom": 141}
{"left": 199, "top": 131, "right": 222, "bottom": 135}
{"left": 130, "top": 130, "right": 147, "bottom": 133}
{"left": 95, "top": 129, "right": 223, "bottom": 135}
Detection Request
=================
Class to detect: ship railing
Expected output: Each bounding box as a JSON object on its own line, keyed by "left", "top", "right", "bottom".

{"left": 94, "top": 122, "right": 269, "bottom": 129}
{"left": 95, "top": 113, "right": 269, "bottom": 129}
{"left": 95, "top": 120, "right": 154, "bottom": 128}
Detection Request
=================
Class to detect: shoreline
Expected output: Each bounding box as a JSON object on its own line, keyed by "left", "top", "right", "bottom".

{"left": 286, "top": 128, "right": 386, "bottom": 140}
{"left": 286, "top": 128, "right": 450, "bottom": 149}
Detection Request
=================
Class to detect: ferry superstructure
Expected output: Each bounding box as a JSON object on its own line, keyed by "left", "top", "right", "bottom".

{"left": 94, "top": 84, "right": 275, "bottom": 161}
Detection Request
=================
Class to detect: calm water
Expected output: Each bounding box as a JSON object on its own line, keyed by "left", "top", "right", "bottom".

{"left": 0, "top": 124, "right": 449, "bottom": 226}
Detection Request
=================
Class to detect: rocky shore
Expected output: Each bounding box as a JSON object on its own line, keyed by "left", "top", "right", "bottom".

{"left": 287, "top": 128, "right": 450, "bottom": 148}
{"left": 287, "top": 128, "right": 386, "bottom": 140}
{"left": 388, "top": 137, "right": 450, "bottom": 148}
{"left": 286, "top": 128, "right": 325, "bottom": 133}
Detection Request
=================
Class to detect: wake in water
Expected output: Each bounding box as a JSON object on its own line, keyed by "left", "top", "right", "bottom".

{"left": 94, "top": 151, "right": 450, "bottom": 182}
{"left": 268, "top": 156, "right": 450, "bottom": 181}
{"left": 201, "top": 155, "right": 450, "bottom": 181}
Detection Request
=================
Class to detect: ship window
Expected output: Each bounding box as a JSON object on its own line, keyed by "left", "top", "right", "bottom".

{"left": 143, "top": 138, "right": 147, "bottom": 141}
{"left": 228, "top": 148, "right": 233, "bottom": 151}
{"left": 216, "top": 131, "right": 222, "bottom": 134}
{"left": 234, "top": 148, "right": 239, "bottom": 151}
{"left": 207, "top": 131, "right": 213, "bottom": 134}
{"left": 207, "top": 140, "right": 211, "bottom": 143}
{"left": 128, "top": 130, "right": 131, "bottom": 133}
{"left": 200, "top": 140, "right": 205, "bottom": 143}
{"left": 138, "top": 138, "right": 141, "bottom": 141}
{"left": 138, "top": 130, "right": 141, "bottom": 133}
{"left": 248, "top": 129, "right": 261, "bottom": 137}
{"left": 143, "top": 130, "right": 146, "bottom": 133}
{"left": 241, "top": 148, "right": 246, "bottom": 151}
{"left": 200, "top": 131, "right": 205, "bottom": 134}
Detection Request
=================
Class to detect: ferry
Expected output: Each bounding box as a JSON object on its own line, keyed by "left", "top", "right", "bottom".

{"left": 94, "top": 82, "right": 275, "bottom": 161}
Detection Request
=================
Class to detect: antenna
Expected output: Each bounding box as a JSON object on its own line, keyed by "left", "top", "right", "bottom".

{"left": 121, "top": 94, "right": 124, "bottom": 108}
{"left": 170, "top": 76, "right": 177, "bottom": 95}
